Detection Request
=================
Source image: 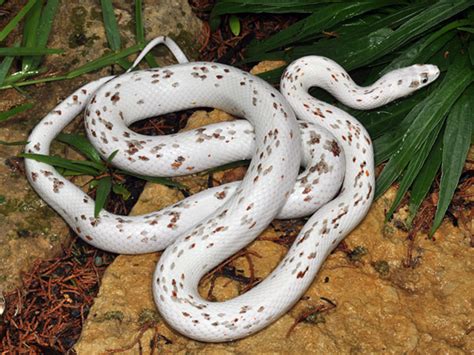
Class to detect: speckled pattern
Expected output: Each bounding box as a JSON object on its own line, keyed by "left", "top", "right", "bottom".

{"left": 24, "top": 37, "right": 440, "bottom": 342}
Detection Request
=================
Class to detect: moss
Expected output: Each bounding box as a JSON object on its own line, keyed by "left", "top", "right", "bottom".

{"left": 373, "top": 260, "right": 390, "bottom": 277}
{"left": 138, "top": 308, "right": 160, "bottom": 326}
{"left": 347, "top": 246, "right": 368, "bottom": 262}
{"left": 94, "top": 310, "right": 125, "bottom": 322}
{"left": 68, "top": 6, "right": 100, "bottom": 49}
{"left": 303, "top": 311, "right": 326, "bottom": 324}
{"left": 0, "top": 192, "right": 57, "bottom": 236}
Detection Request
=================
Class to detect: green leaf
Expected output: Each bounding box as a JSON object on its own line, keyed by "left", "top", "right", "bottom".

{"left": 0, "top": 0, "right": 37, "bottom": 42}
{"left": 203, "top": 159, "right": 249, "bottom": 174}
{"left": 469, "top": 41, "right": 474, "bottom": 66}
{"left": 112, "top": 183, "right": 131, "bottom": 200}
{"left": 0, "top": 139, "right": 29, "bottom": 146}
{"left": 134, "top": 0, "right": 157, "bottom": 68}
{"left": 20, "top": 153, "right": 102, "bottom": 175}
{"left": 377, "top": 21, "right": 463, "bottom": 77}
{"left": 117, "top": 170, "right": 187, "bottom": 190}
{"left": 375, "top": 54, "right": 473, "bottom": 198}
{"left": 65, "top": 43, "right": 143, "bottom": 78}
{"left": 0, "top": 47, "right": 63, "bottom": 56}
{"left": 0, "top": 43, "right": 17, "bottom": 86}
{"left": 385, "top": 121, "right": 443, "bottom": 220}
{"left": 106, "top": 149, "right": 119, "bottom": 163}
{"left": 56, "top": 133, "right": 103, "bottom": 163}
{"left": 245, "top": 0, "right": 397, "bottom": 57}
{"left": 21, "top": 0, "right": 43, "bottom": 72}
{"left": 408, "top": 130, "right": 443, "bottom": 222}
{"left": 252, "top": 0, "right": 472, "bottom": 71}
{"left": 94, "top": 176, "right": 112, "bottom": 217}
{"left": 100, "top": 0, "right": 121, "bottom": 51}
{"left": 229, "top": 15, "right": 241, "bottom": 36}
{"left": 0, "top": 74, "right": 67, "bottom": 90}
{"left": 431, "top": 85, "right": 473, "bottom": 234}
{"left": 458, "top": 26, "right": 474, "bottom": 33}
{"left": 210, "top": 0, "right": 326, "bottom": 29}
{"left": 135, "top": 0, "right": 145, "bottom": 43}
{"left": 0, "top": 102, "right": 34, "bottom": 122}
{"left": 30, "top": 0, "right": 60, "bottom": 69}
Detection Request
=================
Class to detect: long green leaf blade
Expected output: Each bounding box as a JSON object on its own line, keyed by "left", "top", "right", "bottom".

{"left": 134, "top": 0, "right": 157, "bottom": 68}
{"left": 117, "top": 170, "right": 187, "bottom": 190}
{"left": 0, "top": 0, "right": 37, "bottom": 42}
{"left": 0, "top": 102, "right": 34, "bottom": 122}
{"left": 100, "top": 0, "right": 121, "bottom": 51}
{"left": 431, "top": 85, "right": 473, "bottom": 234}
{"left": 30, "top": 0, "right": 60, "bottom": 69}
{"left": 246, "top": 1, "right": 396, "bottom": 57}
{"left": 386, "top": 122, "right": 443, "bottom": 220}
{"left": 21, "top": 153, "right": 101, "bottom": 175}
{"left": 94, "top": 176, "right": 112, "bottom": 217}
{"left": 408, "top": 132, "right": 443, "bottom": 221}
{"left": 56, "top": 133, "right": 103, "bottom": 163}
{"left": 0, "top": 47, "right": 63, "bottom": 56}
{"left": 0, "top": 49, "right": 16, "bottom": 86}
{"left": 66, "top": 44, "right": 143, "bottom": 78}
{"left": 21, "top": 0, "right": 43, "bottom": 72}
{"left": 375, "top": 55, "right": 473, "bottom": 198}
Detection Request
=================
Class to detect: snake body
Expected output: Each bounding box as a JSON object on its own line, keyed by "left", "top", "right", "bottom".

{"left": 24, "top": 37, "right": 439, "bottom": 341}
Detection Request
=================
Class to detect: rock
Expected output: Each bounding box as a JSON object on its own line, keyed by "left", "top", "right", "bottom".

{"left": 74, "top": 185, "right": 474, "bottom": 353}
{"left": 0, "top": 0, "right": 202, "bottom": 293}
{"left": 0, "top": 127, "right": 71, "bottom": 293}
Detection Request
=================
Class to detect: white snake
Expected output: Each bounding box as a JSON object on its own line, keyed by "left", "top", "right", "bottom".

{"left": 24, "top": 37, "right": 439, "bottom": 342}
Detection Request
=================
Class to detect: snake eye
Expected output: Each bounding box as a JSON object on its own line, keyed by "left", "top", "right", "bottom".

{"left": 421, "top": 73, "right": 429, "bottom": 84}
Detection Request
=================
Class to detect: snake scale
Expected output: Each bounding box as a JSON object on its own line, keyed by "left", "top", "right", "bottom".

{"left": 24, "top": 37, "right": 439, "bottom": 342}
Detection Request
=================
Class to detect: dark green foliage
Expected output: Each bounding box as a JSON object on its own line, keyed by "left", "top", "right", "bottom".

{"left": 213, "top": 0, "right": 473, "bottom": 232}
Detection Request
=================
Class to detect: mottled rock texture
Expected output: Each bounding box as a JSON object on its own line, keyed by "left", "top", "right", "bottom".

{"left": 0, "top": 0, "right": 202, "bottom": 292}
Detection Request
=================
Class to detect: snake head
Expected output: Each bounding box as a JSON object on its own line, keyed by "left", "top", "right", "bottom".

{"left": 385, "top": 64, "right": 440, "bottom": 99}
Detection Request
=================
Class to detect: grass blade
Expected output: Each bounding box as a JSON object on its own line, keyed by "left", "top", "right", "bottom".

{"left": 117, "top": 170, "right": 187, "bottom": 190}
{"left": 431, "top": 85, "right": 473, "bottom": 234}
{"left": 0, "top": 139, "right": 29, "bottom": 146}
{"left": 0, "top": 47, "right": 63, "bottom": 56}
{"left": 135, "top": 0, "right": 145, "bottom": 43}
{"left": 100, "top": 0, "right": 121, "bottom": 51}
{"left": 0, "top": 0, "right": 37, "bottom": 42}
{"left": 252, "top": 0, "right": 472, "bottom": 71}
{"left": 30, "top": 0, "right": 60, "bottom": 69}
{"left": 20, "top": 153, "right": 102, "bottom": 175}
{"left": 385, "top": 121, "right": 443, "bottom": 220}
{"left": 469, "top": 41, "right": 474, "bottom": 66}
{"left": 378, "top": 20, "right": 469, "bottom": 77}
{"left": 106, "top": 149, "right": 119, "bottom": 163}
{"left": 21, "top": 0, "right": 43, "bottom": 72}
{"left": 408, "top": 131, "right": 443, "bottom": 222}
{"left": 245, "top": 1, "right": 396, "bottom": 57}
{"left": 0, "top": 44, "right": 17, "bottom": 86}
{"left": 203, "top": 159, "right": 249, "bottom": 175}
{"left": 375, "top": 54, "right": 473, "bottom": 198}
{"left": 134, "top": 0, "right": 157, "bottom": 68}
{"left": 94, "top": 176, "right": 112, "bottom": 217}
{"left": 56, "top": 133, "right": 102, "bottom": 163}
{"left": 0, "top": 102, "right": 34, "bottom": 122}
{"left": 66, "top": 44, "right": 143, "bottom": 78}
{"left": 112, "top": 183, "right": 131, "bottom": 200}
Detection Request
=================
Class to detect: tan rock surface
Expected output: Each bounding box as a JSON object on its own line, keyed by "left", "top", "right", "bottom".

{"left": 0, "top": 0, "right": 202, "bottom": 293}
{"left": 74, "top": 184, "right": 473, "bottom": 354}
